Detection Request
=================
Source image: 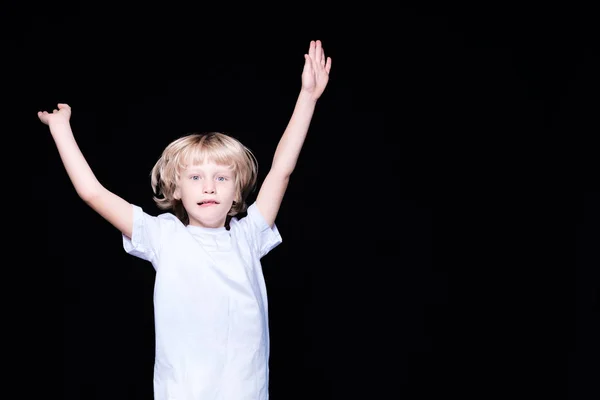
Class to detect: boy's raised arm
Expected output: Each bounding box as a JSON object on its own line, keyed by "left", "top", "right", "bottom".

{"left": 256, "top": 40, "right": 332, "bottom": 227}
{"left": 40, "top": 103, "right": 134, "bottom": 238}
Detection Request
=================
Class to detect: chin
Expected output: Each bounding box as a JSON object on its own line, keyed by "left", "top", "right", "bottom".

{"left": 192, "top": 214, "right": 227, "bottom": 228}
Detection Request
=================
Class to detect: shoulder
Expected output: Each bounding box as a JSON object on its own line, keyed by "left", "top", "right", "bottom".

{"left": 230, "top": 202, "right": 277, "bottom": 234}
{"left": 229, "top": 203, "right": 261, "bottom": 227}
{"left": 157, "top": 211, "right": 181, "bottom": 223}
{"left": 229, "top": 202, "right": 283, "bottom": 257}
{"left": 156, "top": 211, "right": 186, "bottom": 231}
{"left": 132, "top": 205, "right": 184, "bottom": 232}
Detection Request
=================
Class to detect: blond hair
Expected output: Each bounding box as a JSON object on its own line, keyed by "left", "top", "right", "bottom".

{"left": 150, "top": 132, "right": 258, "bottom": 225}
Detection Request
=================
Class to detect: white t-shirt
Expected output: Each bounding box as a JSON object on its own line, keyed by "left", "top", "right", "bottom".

{"left": 123, "top": 202, "right": 282, "bottom": 400}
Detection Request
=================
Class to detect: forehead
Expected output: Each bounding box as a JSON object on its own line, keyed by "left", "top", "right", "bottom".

{"left": 182, "top": 161, "right": 234, "bottom": 172}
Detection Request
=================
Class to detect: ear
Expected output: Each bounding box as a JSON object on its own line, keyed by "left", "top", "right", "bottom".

{"left": 173, "top": 187, "right": 181, "bottom": 200}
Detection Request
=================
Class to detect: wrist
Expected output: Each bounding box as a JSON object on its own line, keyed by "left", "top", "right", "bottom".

{"left": 48, "top": 120, "right": 74, "bottom": 137}
{"left": 49, "top": 119, "right": 71, "bottom": 128}
{"left": 298, "top": 89, "right": 319, "bottom": 103}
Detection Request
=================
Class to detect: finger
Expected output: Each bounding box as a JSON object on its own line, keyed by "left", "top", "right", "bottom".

{"left": 308, "top": 40, "right": 316, "bottom": 61}
{"left": 325, "top": 56, "right": 332, "bottom": 73}
{"left": 315, "top": 40, "right": 323, "bottom": 64}
{"left": 304, "top": 54, "right": 313, "bottom": 71}
{"left": 58, "top": 103, "right": 70, "bottom": 109}
{"left": 53, "top": 109, "right": 59, "bottom": 113}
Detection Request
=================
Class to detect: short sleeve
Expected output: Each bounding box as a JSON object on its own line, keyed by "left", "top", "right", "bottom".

{"left": 122, "top": 204, "right": 178, "bottom": 267}
{"left": 235, "top": 203, "right": 282, "bottom": 259}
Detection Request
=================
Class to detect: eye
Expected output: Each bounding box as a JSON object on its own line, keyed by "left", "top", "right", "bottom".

{"left": 217, "top": 176, "right": 227, "bottom": 182}
{"left": 191, "top": 175, "right": 200, "bottom": 180}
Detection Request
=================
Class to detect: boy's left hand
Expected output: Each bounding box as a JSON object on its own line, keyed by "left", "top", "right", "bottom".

{"left": 301, "top": 40, "right": 332, "bottom": 101}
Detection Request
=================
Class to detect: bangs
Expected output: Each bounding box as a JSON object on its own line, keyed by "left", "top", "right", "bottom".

{"left": 177, "top": 135, "right": 237, "bottom": 171}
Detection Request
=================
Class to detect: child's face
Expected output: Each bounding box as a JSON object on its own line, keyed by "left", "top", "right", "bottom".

{"left": 175, "top": 161, "right": 237, "bottom": 228}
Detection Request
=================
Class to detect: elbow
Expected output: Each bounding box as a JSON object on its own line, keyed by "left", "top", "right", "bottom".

{"left": 79, "top": 186, "right": 105, "bottom": 204}
{"left": 269, "top": 168, "right": 292, "bottom": 183}
{"left": 270, "top": 162, "right": 294, "bottom": 180}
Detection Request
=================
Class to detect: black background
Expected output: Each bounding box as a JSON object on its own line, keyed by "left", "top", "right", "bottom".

{"left": 6, "top": 4, "right": 598, "bottom": 399}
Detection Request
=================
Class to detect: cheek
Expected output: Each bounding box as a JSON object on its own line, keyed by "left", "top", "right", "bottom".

{"left": 178, "top": 184, "right": 196, "bottom": 200}
{"left": 225, "top": 191, "right": 236, "bottom": 203}
{"left": 230, "top": 185, "right": 240, "bottom": 201}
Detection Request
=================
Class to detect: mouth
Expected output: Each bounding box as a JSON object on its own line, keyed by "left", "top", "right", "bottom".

{"left": 197, "top": 200, "right": 219, "bottom": 207}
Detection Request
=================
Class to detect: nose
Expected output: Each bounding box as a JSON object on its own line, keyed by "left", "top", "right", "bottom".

{"left": 203, "top": 182, "right": 215, "bottom": 194}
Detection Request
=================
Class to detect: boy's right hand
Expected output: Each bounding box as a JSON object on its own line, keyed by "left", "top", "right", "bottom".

{"left": 38, "top": 103, "right": 71, "bottom": 125}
